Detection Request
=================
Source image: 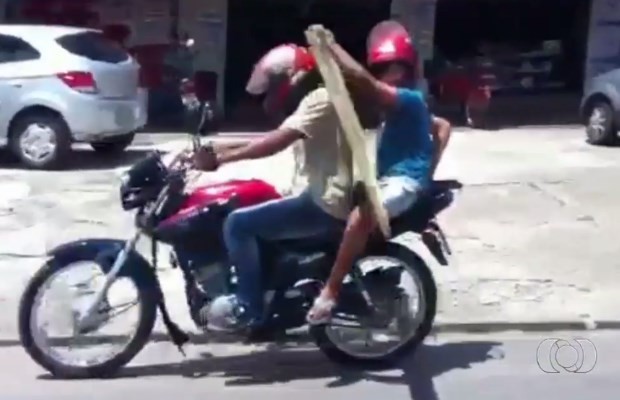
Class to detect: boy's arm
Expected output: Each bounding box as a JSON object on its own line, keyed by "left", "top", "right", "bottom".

{"left": 328, "top": 43, "right": 400, "bottom": 110}
{"left": 429, "top": 115, "right": 452, "bottom": 177}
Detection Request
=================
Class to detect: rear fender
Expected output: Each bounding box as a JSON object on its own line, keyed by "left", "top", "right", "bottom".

{"left": 364, "top": 241, "right": 434, "bottom": 275}
{"left": 47, "top": 238, "right": 159, "bottom": 289}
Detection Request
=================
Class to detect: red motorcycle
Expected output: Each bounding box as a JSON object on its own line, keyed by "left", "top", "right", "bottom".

{"left": 17, "top": 103, "right": 457, "bottom": 378}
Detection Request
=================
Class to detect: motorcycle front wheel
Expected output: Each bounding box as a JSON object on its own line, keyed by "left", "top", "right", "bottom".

{"left": 18, "top": 252, "right": 158, "bottom": 379}
{"left": 310, "top": 242, "right": 437, "bottom": 369}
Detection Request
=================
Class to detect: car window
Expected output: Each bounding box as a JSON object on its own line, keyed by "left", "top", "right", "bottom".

{"left": 0, "top": 34, "right": 41, "bottom": 63}
{"left": 56, "top": 31, "right": 129, "bottom": 64}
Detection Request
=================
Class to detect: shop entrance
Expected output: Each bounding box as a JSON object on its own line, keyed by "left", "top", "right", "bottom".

{"left": 224, "top": 0, "right": 391, "bottom": 127}
{"left": 430, "top": 0, "right": 591, "bottom": 126}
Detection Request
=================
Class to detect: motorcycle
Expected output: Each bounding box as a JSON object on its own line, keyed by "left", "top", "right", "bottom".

{"left": 17, "top": 103, "right": 458, "bottom": 378}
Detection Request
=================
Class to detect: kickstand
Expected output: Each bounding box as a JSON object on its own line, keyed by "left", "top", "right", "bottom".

{"left": 152, "top": 240, "right": 189, "bottom": 357}
{"left": 157, "top": 299, "right": 190, "bottom": 357}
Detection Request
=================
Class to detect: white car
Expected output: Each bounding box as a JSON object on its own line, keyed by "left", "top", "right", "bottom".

{"left": 0, "top": 25, "right": 148, "bottom": 169}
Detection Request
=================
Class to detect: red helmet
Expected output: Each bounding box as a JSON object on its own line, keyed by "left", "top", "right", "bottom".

{"left": 367, "top": 20, "right": 417, "bottom": 68}
{"left": 245, "top": 44, "right": 315, "bottom": 113}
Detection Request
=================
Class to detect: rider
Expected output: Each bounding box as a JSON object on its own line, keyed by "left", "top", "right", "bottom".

{"left": 306, "top": 21, "right": 450, "bottom": 323}
{"left": 192, "top": 43, "right": 359, "bottom": 335}
{"left": 193, "top": 31, "right": 451, "bottom": 334}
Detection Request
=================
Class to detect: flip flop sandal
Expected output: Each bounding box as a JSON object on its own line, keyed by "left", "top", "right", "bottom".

{"left": 306, "top": 296, "right": 336, "bottom": 326}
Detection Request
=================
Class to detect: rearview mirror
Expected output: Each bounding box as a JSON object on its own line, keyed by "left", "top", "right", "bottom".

{"left": 197, "top": 101, "right": 218, "bottom": 136}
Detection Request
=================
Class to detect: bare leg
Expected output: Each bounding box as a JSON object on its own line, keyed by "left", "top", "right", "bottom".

{"left": 307, "top": 205, "right": 376, "bottom": 323}
{"left": 306, "top": 176, "right": 421, "bottom": 324}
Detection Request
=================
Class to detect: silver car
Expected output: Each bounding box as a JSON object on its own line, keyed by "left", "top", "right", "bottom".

{"left": 580, "top": 68, "right": 620, "bottom": 146}
{"left": 0, "top": 25, "right": 148, "bottom": 169}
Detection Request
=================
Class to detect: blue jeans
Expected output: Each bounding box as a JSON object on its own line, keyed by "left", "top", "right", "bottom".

{"left": 223, "top": 190, "right": 344, "bottom": 321}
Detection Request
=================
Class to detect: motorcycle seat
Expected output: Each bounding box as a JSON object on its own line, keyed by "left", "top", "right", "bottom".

{"left": 267, "top": 180, "right": 461, "bottom": 250}
{"left": 390, "top": 179, "right": 460, "bottom": 235}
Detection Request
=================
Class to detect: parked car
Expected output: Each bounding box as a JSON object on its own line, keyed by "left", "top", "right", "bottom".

{"left": 0, "top": 25, "right": 147, "bottom": 169}
{"left": 580, "top": 68, "right": 620, "bottom": 146}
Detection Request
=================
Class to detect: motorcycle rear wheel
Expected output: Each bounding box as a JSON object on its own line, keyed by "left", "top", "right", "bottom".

{"left": 18, "top": 253, "right": 158, "bottom": 379}
{"left": 310, "top": 242, "right": 437, "bottom": 369}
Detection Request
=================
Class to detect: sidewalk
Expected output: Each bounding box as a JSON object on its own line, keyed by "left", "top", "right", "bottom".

{"left": 1, "top": 126, "right": 619, "bottom": 342}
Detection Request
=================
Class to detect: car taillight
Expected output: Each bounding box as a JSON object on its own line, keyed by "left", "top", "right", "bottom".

{"left": 57, "top": 71, "right": 98, "bottom": 94}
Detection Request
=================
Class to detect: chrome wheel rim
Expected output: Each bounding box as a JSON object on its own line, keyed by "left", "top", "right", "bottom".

{"left": 30, "top": 261, "right": 142, "bottom": 368}
{"left": 19, "top": 123, "right": 57, "bottom": 163}
{"left": 324, "top": 256, "right": 427, "bottom": 359}
{"left": 588, "top": 106, "right": 608, "bottom": 140}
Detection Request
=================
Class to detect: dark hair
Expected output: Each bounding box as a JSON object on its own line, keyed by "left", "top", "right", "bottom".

{"left": 283, "top": 69, "right": 381, "bottom": 129}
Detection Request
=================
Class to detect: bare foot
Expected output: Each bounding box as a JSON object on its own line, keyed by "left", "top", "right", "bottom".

{"left": 306, "top": 290, "right": 337, "bottom": 325}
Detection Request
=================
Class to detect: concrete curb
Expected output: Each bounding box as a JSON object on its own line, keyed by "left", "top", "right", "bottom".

{"left": 2, "top": 320, "right": 619, "bottom": 348}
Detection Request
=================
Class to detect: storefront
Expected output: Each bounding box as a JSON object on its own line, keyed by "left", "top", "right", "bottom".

{"left": 425, "top": 0, "right": 592, "bottom": 125}
{"left": 2, "top": 0, "right": 608, "bottom": 127}
{"left": 220, "top": 0, "right": 394, "bottom": 125}
{"left": 217, "top": 0, "right": 595, "bottom": 125}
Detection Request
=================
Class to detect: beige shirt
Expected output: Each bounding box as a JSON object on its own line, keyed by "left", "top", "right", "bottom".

{"left": 280, "top": 87, "right": 353, "bottom": 220}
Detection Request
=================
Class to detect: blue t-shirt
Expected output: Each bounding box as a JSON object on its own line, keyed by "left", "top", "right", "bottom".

{"left": 377, "top": 88, "right": 433, "bottom": 188}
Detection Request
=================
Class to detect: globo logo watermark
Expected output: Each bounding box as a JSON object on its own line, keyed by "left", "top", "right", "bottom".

{"left": 536, "top": 338, "right": 597, "bottom": 373}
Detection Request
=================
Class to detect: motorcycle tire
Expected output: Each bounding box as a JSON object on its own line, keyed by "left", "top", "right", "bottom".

{"left": 309, "top": 242, "right": 437, "bottom": 370}
{"left": 18, "top": 253, "right": 158, "bottom": 379}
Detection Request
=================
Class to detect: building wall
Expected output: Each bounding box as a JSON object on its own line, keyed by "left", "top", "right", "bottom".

{"left": 178, "top": 0, "right": 227, "bottom": 111}
{"left": 391, "top": 0, "right": 437, "bottom": 95}
{"left": 391, "top": 0, "right": 437, "bottom": 62}
{"left": 585, "top": 0, "right": 620, "bottom": 87}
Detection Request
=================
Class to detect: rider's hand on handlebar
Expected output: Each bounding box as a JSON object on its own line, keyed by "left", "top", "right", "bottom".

{"left": 170, "top": 149, "right": 193, "bottom": 169}
{"left": 193, "top": 145, "right": 219, "bottom": 171}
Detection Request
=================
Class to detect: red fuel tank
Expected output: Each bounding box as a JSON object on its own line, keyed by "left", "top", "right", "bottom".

{"left": 165, "top": 179, "right": 282, "bottom": 224}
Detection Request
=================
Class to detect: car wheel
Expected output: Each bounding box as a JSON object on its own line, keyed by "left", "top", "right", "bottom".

{"left": 586, "top": 100, "right": 617, "bottom": 146}
{"left": 9, "top": 111, "right": 71, "bottom": 170}
{"left": 90, "top": 132, "right": 135, "bottom": 155}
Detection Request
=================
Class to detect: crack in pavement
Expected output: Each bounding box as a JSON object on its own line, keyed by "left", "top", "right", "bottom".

{"left": 464, "top": 179, "right": 570, "bottom": 188}
{"left": 0, "top": 253, "right": 46, "bottom": 259}
{"left": 527, "top": 182, "right": 568, "bottom": 207}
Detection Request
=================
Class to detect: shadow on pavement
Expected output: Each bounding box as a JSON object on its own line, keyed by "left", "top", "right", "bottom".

{"left": 39, "top": 340, "right": 502, "bottom": 398}
{"left": 0, "top": 149, "right": 154, "bottom": 171}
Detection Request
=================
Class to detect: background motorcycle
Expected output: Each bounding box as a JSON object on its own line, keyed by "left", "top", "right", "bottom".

{"left": 17, "top": 104, "right": 458, "bottom": 378}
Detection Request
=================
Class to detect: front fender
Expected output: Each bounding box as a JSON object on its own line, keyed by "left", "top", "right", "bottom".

{"left": 48, "top": 238, "right": 125, "bottom": 260}
{"left": 48, "top": 238, "right": 158, "bottom": 289}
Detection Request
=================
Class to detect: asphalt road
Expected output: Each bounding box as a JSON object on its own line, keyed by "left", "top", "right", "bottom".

{"left": 1, "top": 330, "right": 617, "bottom": 400}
